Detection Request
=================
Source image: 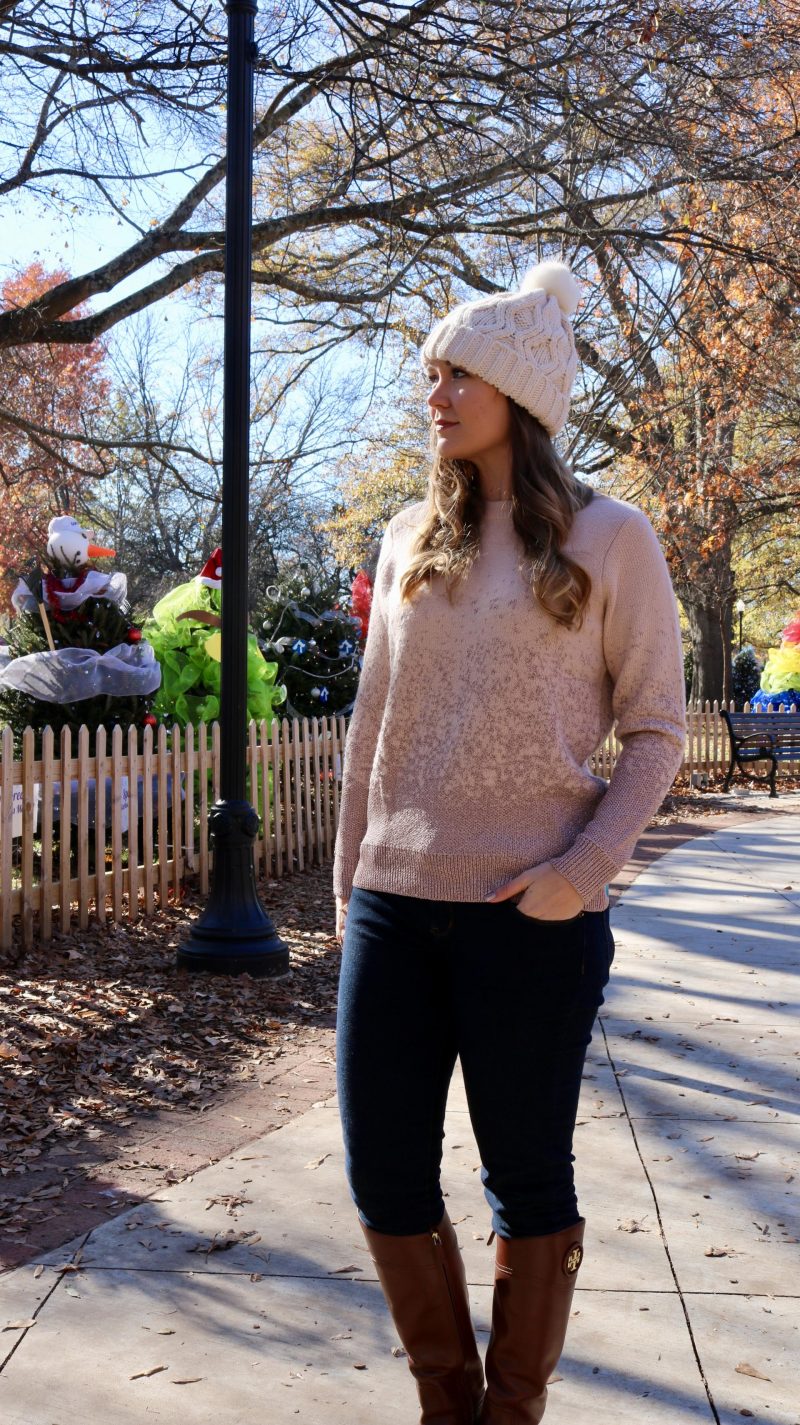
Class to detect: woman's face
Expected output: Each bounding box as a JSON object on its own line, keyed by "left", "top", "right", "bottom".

{"left": 425, "top": 359, "right": 511, "bottom": 464}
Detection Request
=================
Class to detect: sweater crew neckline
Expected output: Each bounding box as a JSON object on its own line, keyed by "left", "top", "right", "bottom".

{"left": 481, "top": 499, "right": 514, "bottom": 518}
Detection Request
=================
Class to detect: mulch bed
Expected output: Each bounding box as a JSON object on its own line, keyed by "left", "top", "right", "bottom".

{"left": 1, "top": 770, "right": 796, "bottom": 1272}
{"left": 0, "top": 866, "right": 340, "bottom": 1269}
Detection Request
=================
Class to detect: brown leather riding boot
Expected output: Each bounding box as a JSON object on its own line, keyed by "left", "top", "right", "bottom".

{"left": 359, "top": 1207, "right": 486, "bottom": 1424}
{"left": 478, "top": 1218, "right": 586, "bottom": 1424}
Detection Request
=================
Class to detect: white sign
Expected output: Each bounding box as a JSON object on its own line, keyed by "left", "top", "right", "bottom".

{"left": 0, "top": 784, "right": 42, "bottom": 838}
{"left": 0, "top": 774, "right": 181, "bottom": 841}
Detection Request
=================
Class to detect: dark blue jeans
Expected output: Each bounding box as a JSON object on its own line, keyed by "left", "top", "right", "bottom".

{"left": 336, "top": 887, "right": 615, "bottom": 1240}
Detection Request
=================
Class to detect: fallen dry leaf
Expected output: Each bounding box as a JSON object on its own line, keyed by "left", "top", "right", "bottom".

{"left": 304, "top": 1154, "right": 331, "bottom": 1170}
{"left": 704, "top": 1246, "right": 729, "bottom": 1257}
{"left": 3, "top": 1318, "right": 37, "bottom": 1331}
{"left": 130, "top": 1365, "right": 168, "bottom": 1379}
{"left": 735, "top": 1363, "right": 771, "bottom": 1381}
{"left": 172, "top": 1378, "right": 203, "bottom": 1385}
{"left": 186, "top": 1229, "right": 261, "bottom": 1255}
{"left": 328, "top": 1263, "right": 363, "bottom": 1274}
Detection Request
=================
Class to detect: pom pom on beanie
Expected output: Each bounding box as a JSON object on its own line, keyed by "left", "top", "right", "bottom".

{"left": 519, "top": 259, "right": 580, "bottom": 317}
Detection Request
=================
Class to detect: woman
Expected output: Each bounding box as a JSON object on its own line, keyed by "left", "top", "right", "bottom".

{"left": 332, "top": 261, "right": 686, "bottom": 1424}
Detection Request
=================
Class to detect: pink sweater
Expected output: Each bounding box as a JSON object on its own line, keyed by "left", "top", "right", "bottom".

{"left": 333, "top": 491, "right": 686, "bottom": 912}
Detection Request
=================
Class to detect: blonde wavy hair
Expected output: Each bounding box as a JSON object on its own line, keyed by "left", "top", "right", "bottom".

{"left": 399, "top": 401, "right": 596, "bottom": 630}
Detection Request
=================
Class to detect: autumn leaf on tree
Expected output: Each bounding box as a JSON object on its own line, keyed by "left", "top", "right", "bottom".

{"left": 0, "top": 262, "right": 111, "bottom": 605}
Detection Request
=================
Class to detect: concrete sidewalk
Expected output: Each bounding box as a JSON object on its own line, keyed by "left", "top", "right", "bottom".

{"left": 1, "top": 815, "right": 798, "bottom": 1424}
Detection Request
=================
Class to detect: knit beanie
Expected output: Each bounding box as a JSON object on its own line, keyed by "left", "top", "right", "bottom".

{"left": 420, "top": 260, "right": 580, "bottom": 437}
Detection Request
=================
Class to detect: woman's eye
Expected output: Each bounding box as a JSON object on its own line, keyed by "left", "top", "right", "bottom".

{"left": 451, "top": 368, "right": 468, "bottom": 378}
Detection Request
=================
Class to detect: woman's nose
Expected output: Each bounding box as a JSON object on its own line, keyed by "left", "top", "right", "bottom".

{"left": 428, "top": 384, "right": 449, "bottom": 411}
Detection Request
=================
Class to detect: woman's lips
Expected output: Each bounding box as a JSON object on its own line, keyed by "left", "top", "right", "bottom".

{"left": 435, "top": 420, "right": 458, "bottom": 429}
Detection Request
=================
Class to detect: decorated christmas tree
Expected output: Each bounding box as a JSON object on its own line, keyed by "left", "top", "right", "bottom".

{"left": 257, "top": 566, "right": 369, "bottom": 720}
{"left": 0, "top": 516, "right": 161, "bottom": 748}
{"left": 750, "top": 610, "right": 800, "bottom": 711}
{"left": 732, "top": 644, "right": 763, "bottom": 709}
{"left": 143, "top": 549, "right": 287, "bottom": 728}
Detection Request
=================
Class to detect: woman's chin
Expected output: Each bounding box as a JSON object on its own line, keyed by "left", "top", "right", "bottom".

{"left": 436, "top": 433, "right": 470, "bottom": 458}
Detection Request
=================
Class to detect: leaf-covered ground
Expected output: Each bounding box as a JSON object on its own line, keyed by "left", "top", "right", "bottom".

{"left": 0, "top": 860, "right": 341, "bottom": 1266}
{"left": 0, "top": 774, "right": 795, "bottom": 1269}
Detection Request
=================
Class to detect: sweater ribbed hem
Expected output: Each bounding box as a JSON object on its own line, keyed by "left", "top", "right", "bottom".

{"left": 350, "top": 842, "right": 610, "bottom": 912}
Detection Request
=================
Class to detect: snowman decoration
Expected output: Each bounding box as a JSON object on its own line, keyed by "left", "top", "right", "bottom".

{"left": 0, "top": 515, "right": 161, "bottom": 707}
{"left": 11, "top": 516, "right": 127, "bottom": 618}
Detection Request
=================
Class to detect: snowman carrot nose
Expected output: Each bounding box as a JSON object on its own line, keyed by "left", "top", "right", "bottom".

{"left": 87, "top": 543, "right": 116, "bottom": 558}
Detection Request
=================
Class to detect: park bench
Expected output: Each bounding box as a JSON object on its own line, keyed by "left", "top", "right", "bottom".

{"left": 721, "top": 709, "right": 800, "bottom": 798}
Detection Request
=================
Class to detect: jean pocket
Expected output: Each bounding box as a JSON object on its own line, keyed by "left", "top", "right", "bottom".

{"left": 510, "top": 903, "right": 585, "bottom": 925}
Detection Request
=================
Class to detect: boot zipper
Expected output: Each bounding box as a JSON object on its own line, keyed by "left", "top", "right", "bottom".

{"left": 431, "top": 1229, "right": 479, "bottom": 1368}
{"left": 431, "top": 1230, "right": 462, "bottom": 1336}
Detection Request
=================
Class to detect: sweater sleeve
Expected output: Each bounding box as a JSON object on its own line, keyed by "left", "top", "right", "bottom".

{"left": 548, "top": 509, "right": 686, "bottom": 905}
{"left": 332, "top": 518, "right": 395, "bottom": 901}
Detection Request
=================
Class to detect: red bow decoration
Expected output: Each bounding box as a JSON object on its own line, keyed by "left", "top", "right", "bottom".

{"left": 349, "top": 569, "right": 374, "bottom": 641}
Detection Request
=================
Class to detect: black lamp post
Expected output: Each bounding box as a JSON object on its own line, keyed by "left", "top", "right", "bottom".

{"left": 178, "top": 0, "right": 289, "bottom": 977}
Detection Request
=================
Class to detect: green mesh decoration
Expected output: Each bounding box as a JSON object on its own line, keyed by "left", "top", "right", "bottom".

{"left": 143, "top": 565, "right": 287, "bottom": 729}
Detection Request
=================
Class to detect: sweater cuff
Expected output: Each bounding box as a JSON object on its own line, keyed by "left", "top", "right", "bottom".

{"left": 333, "top": 850, "right": 361, "bottom": 903}
{"left": 549, "top": 833, "right": 619, "bottom": 906}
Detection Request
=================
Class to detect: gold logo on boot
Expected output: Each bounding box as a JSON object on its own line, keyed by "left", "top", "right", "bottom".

{"left": 564, "top": 1243, "right": 583, "bottom": 1275}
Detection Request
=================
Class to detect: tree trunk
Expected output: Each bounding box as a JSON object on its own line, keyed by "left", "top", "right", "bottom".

{"left": 684, "top": 595, "right": 734, "bottom": 706}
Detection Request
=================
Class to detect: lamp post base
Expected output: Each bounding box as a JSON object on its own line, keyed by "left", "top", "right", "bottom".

{"left": 178, "top": 799, "right": 290, "bottom": 977}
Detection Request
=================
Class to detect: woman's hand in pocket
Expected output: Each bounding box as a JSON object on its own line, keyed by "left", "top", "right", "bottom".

{"left": 484, "top": 862, "right": 584, "bottom": 920}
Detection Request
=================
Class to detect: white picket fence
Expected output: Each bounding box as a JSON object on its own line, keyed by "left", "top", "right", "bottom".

{"left": 0, "top": 700, "right": 797, "bottom": 950}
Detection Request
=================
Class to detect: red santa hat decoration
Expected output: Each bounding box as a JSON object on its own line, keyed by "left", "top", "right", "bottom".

{"left": 198, "top": 548, "right": 222, "bottom": 589}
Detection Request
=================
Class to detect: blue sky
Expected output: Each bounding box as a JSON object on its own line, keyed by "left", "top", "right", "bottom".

{"left": 0, "top": 172, "right": 342, "bottom": 491}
